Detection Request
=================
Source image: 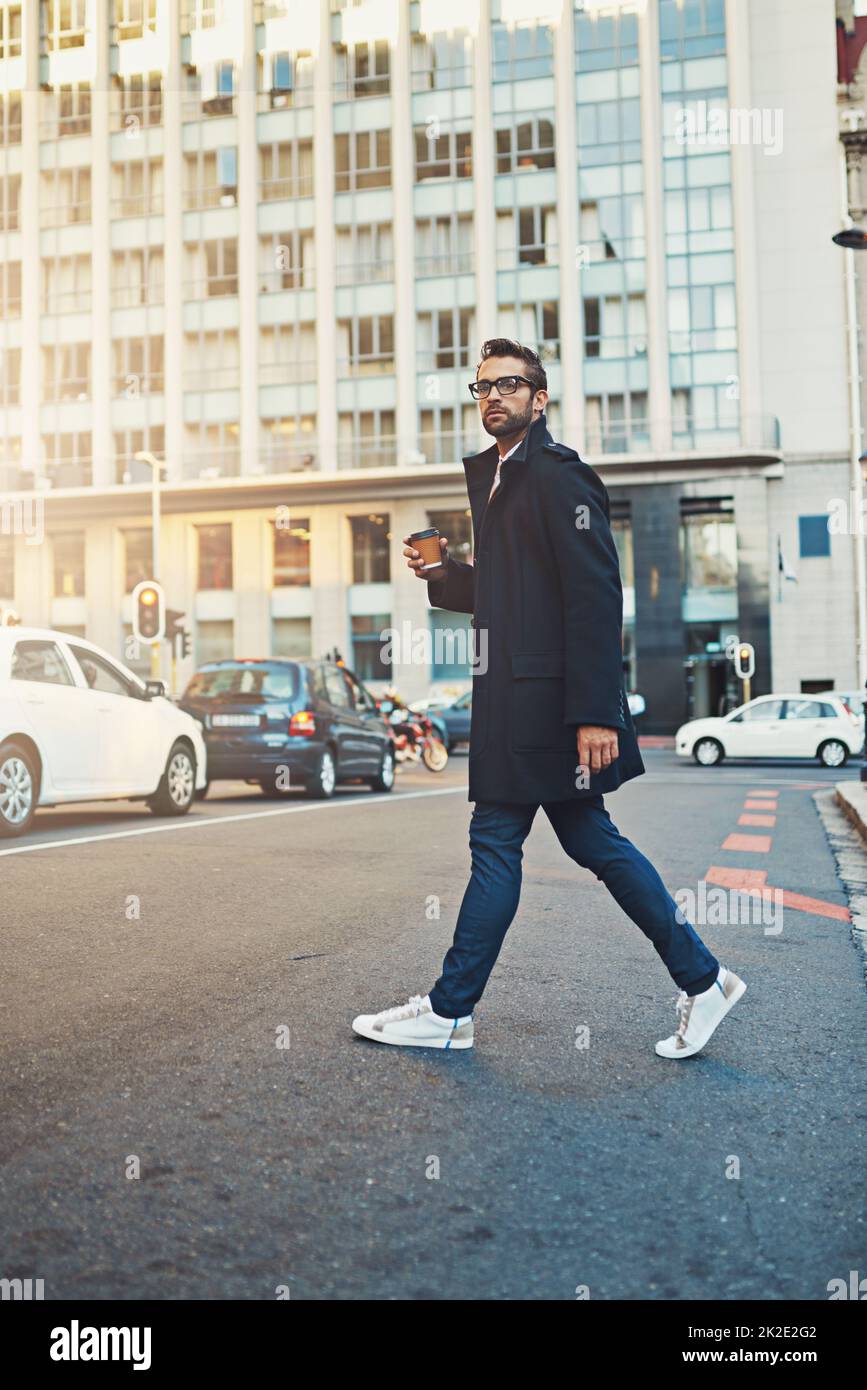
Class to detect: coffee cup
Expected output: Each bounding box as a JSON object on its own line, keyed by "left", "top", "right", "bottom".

{"left": 408, "top": 527, "right": 443, "bottom": 570}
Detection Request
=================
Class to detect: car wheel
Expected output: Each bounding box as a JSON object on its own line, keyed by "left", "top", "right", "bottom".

{"left": 148, "top": 742, "right": 196, "bottom": 816}
{"left": 818, "top": 739, "right": 848, "bottom": 769}
{"left": 693, "top": 737, "right": 723, "bottom": 767}
{"left": 304, "top": 747, "right": 336, "bottom": 799}
{"left": 258, "top": 772, "right": 295, "bottom": 798}
{"left": 0, "top": 741, "right": 38, "bottom": 838}
{"left": 369, "top": 746, "right": 395, "bottom": 793}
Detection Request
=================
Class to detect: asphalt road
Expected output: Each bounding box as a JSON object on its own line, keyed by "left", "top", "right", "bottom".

{"left": 1, "top": 751, "right": 865, "bottom": 1300}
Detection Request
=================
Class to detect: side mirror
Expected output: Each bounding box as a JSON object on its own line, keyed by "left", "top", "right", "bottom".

{"left": 144, "top": 679, "right": 166, "bottom": 699}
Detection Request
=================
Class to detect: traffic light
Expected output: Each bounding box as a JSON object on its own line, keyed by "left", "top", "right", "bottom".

{"left": 734, "top": 643, "right": 755, "bottom": 681}
{"left": 166, "top": 608, "right": 192, "bottom": 660}
{"left": 132, "top": 579, "right": 165, "bottom": 643}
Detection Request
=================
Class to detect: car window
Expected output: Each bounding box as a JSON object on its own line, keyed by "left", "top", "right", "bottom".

{"left": 69, "top": 645, "right": 135, "bottom": 698}
{"left": 733, "top": 699, "right": 784, "bottom": 722}
{"left": 324, "top": 666, "right": 351, "bottom": 709}
{"left": 345, "top": 672, "right": 375, "bottom": 712}
{"left": 785, "top": 699, "right": 828, "bottom": 720}
{"left": 10, "top": 640, "right": 75, "bottom": 687}
{"left": 455, "top": 692, "right": 472, "bottom": 709}
{"left": 184, "top": 663, "right": 298, "bottom": 700}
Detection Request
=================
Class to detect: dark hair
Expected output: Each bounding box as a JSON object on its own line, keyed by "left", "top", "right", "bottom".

{"left": 476, "top": 338, "right": 547, "bottom": 393}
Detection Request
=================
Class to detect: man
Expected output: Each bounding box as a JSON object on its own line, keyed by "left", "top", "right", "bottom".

{"left": 352, "top": 339, "right": 745, "bottom": 1059}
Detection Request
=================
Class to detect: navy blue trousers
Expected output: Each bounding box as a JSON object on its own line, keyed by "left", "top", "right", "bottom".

{"left": 428, "top": 796, "right": 720, "bottom": 1020}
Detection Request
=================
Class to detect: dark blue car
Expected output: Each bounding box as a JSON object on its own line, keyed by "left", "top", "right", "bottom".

{"left": 179, "top": 658, "right": 395, "bottom": 799}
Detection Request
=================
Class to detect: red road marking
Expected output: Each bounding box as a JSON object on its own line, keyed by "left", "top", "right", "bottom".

{"left": 722, "top": 832, "right": 772, "bottom": 852}
{"left": 744, "top": 798, "right": 777, "bottom": 810}
{"left": 738, "top": 812, "right": 776, "bottom": 827}
{"left": 705, "top": 866, "right": 850, "bottom": 922}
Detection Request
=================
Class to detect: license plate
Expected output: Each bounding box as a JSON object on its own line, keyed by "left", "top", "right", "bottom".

{"left": 211, "top": 714, "right": 260, "bottom": 728}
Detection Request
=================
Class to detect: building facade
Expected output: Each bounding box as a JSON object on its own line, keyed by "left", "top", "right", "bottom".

{"left": 0, "top": 0, "right": 857, "bottom": 731}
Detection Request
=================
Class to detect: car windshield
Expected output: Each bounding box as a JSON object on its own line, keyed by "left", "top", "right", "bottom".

{"left": 184, "top": 663, "right": 299, "bottom": 700}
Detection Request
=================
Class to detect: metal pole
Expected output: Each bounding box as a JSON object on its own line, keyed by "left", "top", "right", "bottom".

{"left": 841, "top": 149, "right": 867, "bottom": 692}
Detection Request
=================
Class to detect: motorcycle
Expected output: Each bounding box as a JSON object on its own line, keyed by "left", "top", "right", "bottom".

{"left": 377, "top": 700, "right": 449, "bottom": 773}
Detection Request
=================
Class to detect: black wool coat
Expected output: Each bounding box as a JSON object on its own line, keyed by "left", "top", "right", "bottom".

{"left": 427, "top": 412, "right": 645, "bottom": 804}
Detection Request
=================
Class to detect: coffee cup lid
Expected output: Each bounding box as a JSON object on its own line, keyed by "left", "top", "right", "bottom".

{"left": 408, "top": 527, "right": 439, "bottom": 541}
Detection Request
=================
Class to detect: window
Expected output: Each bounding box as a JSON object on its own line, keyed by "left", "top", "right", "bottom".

{"left": 111, "top": 156, "right": 164, "bottom": 217}
{"left": 418, "top": 408, "right": 477, "bottom": 466}
{"left": 0, "top": 343, "right": 20, "bottom": 405}
{"left": 42, "top": 253, "right": 91, "bottom": 314}
{"left": 1, "top": 3, "right": 22, "bottom": 60}
{"left": 335, "top": 130, "right": 391, "bottom": 191}
{"left": 43, "top": 433, "right": 92, "bottom": 487}
{"left": 491, "top": 21, "right": 554, "bottom": 81}
{"left": 731, "top": 700, "right": 783, "bottom": 723}
{"left": 785, "top": 699, "right": 836, "bottom": 720}
{"left": 415, "top": 213, "right": 473, "bottom": 277}
{"left": 337, "top": 410, "right": 396, "bottom": 469}
{"left": 495, "top": 116, "right": 555, "bottom": 174}
{"left": 196, "top": 621, "right": 234, "bottom": 664}
{"left": 259, "top": 139, "right": 314, "bottom": 200}
{"left": 42, "top": 343, "right": 91, "bottom": 402}
{"left": 414, "top": 125, "right": 473, "bottom": 182}
{"left": 680, "top": 510, "right": 737, "bottom": 590}
{"left": 428, "top": 509, "right": 472, "bottom": 563}
{"left": 0, "top": 172, "right": 20, "bottom": 230}
{"left": 497, "top": 301, "right": 559, "bottom": 362}
{"left": 335, "top": 222, "right": 393, "bottom": 285}
{"left": 197, "top": 524, "right": 233, "bottom": 590}
{"left": 351, "top": 516, "right": 390, "bottom": 584}
{"left": 496, "top": 206, "right": 557, "bottom": 269}
{"left": 334, "top": 39, "right": 390, "bottom": 99}
{"left": 186, "top": 327, "right": 241, "bottom": 390}
{"left": 11, "top": 640, "right": 74, "bottom": 686}
{"left": 111, "top": 246, "right": 164, "bottom": 308}
{"left": 53, "top": 533, "right": 85, "bottom": 597}
{"left": 69, "top": 646, "right": 134, "bottom": 698}
{"left": 112, "top": 335, "right": 164, "bottom": 397}
{"left": 257, "top": 48, "right": 314, "bottom": 109}
{"left": 273, "top": 518, "right": 311, "bottom": 587}
{"left": 324, "top": 664, "right": 352, "bottom": 708}
{"left": 271, "top": 618, "right": 311, "bottom": 658}
{"left": 40, "top": 167, "right": 91, "bottom": 228}
{"left": 259, "top": 323, "right": 316, "bottom": 386}
{"left": 0, "top": 535, "right": 13, "bottom": 595}
{"left": 351, "top": 616, "right": 391, "bottom": 681}
{"left": 123, "top": 530, "right": 152, "bottom": 593}
{"left": 111, "top": 71, "right": 163, "bottom": 131}
{"left": 417, "top": 308, "right": 474, "bottom": 371}
{"left": 185, "top": 238, "right": 238, "bottom": 298}
{"left": 798, "top": 515, "right": 831, "bottom": 559}
{"left": 411, "top": 29, "right": 473, "bottom": 91}
{"left": 336, "top": 316, "right": 394, "bottom": 376}
{"left": 182, "top": 148, "right": 236, "bottom": 210}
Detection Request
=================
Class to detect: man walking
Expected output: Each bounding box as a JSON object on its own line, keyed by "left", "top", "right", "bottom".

{"left": 352, "top": 339, "right": 745, "bottom": 1059}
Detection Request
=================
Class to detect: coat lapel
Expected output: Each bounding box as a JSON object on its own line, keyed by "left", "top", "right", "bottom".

{"left": 462, "top": 412, "right": 553, "bottom": 537}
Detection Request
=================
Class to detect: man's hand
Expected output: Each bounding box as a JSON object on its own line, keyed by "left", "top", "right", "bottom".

{"left": 403, "top": 534, "right": 448, "bottom": 580}
{"left": 577, "top": 725, "right": 619, "bottom": 774}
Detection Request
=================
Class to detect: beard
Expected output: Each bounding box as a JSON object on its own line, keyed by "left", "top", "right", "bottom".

{"left": 483, "top": 399, "right": 535, "bottom": 440}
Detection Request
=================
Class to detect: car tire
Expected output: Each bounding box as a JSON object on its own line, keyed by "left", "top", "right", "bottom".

{"left": 818, "top": 739, "right": 848, "bottom": 769}
{"left": 693, "top": 737, "right": 724, "bottom": 767}
{"left": 369, "top": 746, "right": 395, "bottom": 793}
{"left": 0, "top": 740, "right": 39, "bottom": 839}
{"left": 148, "top": 741, "right": 197, "bottom": 816}
{"left": 304, "top": 746, "right": 336, "bottom": 799}
{"left": 258, "top": 773, "right": 295, "bottom": 798}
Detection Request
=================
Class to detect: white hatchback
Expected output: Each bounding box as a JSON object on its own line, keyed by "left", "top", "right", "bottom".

{"left": 0, "top": 628, "right": 207, "bottom": 837}
{"left": 675, "top": 693, "right": 862, "bottom": 769}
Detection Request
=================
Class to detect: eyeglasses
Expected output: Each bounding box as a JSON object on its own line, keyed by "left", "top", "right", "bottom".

{"left": 468, "top": 374, "right": 537, "bottom": 400}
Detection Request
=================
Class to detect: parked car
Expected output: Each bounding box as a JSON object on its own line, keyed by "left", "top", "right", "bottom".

{"left": 675, "top": 693, "right": 861, "bottom": 768}
{"left": 421, "top": 690, "right": 472, "bottom": 751}
{"left": 178, "top": 657, "right": 394, "bottom": 799}
{"left": 816, "top": 689, "right": 866, "bottom": 722}
{"left": 0, "top": 627, "right": 207, "bottom": 838}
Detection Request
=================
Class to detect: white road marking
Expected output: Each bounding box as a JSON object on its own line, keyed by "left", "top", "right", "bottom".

{"left": 0, "top": 785, "right": 466, "bottom": 858}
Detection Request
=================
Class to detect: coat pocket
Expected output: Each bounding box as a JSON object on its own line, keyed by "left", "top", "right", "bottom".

{"left": 510, "top": 651, "right": 576, "bottom": 753}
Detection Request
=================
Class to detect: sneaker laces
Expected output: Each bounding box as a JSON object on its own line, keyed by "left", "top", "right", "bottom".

{"left": 373, "top": 994, "right": 427, "bottom": 1024}
{"left": 674, "top": 989, "right": 695, "bottom": 1039}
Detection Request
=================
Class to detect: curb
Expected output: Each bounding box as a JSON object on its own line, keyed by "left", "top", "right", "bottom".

{"left": 835, "top": 780, "right": 867, "bottom": 845}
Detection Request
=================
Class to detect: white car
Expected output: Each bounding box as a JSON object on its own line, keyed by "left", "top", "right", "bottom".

{"left": 675, "top": 693, "right": 862, "bottom": 769}
{"left": 0, "top": 627, "right": 207, "bottom": 838}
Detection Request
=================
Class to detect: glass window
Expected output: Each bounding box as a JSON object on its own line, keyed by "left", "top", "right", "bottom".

{"left": 53, "top": 532, "right": 85, "bottom": 597}
{"left": 123, "top": 529, "right": 152, "bottom": 592}
{"left": 350, "top": 615, "right": 390, "bottom": 681}
{"left": 184, "top": 661, "right": 298, "bottom": 700}
{"left": 798, "top": 515, "right": 831, "bottom": 559}
{"left": 786, "top": 699, "right": 835, "bottom": 720}
{"left": 350, "top": 514, "right": 390, "bottom": 583}
{"left": 272, "top": 518, "right": 310, "bottom": 587}
{"left": 69, "top": 645, "right": 134, "bottom": 697}
{"left": 10, "top": 639, "right": 75, "bottom": 686}
{"left": 197, "top": 523, "right": 233, "bottom": 589}
{"left": 733, "top": 699, "right": 784, "bottom": 722}
{"left": 325, "top": 664, "right": 352, "bottom": 707}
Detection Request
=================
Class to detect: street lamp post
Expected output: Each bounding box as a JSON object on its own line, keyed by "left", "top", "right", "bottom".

{"left": 134, "top": 451, "right": 165, "bottom": 680}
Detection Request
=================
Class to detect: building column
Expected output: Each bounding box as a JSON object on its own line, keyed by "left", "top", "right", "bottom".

{"left": 392, "top": 0, "right": 417, "bottom": 466}
{"left": 163, "top": 0, "right": 184, "bottom": 483}
{"left": 554, "top": 0, "right": 582, "bottom": 450}
{"left": 638, "top": 0, "right": 672, "bottom": 454}
{"left": 314, "top": 0, "right": 337, "bottom": 472}
{"left": 726, "top": 0, "right": 763, "bottom": 447}
{"left": 89, "top": 0, "right": 112, "bottom": 487}
{"left": 19, "top": 0, "right": 41, "bottom": 484}
{"left": 472, "top": 0, "right": 496, "bottom": 348}
{"left": 238, "top": 0, "right": 259, "bottom": 476}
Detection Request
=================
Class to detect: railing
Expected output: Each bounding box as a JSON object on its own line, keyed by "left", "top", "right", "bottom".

{"left": 577, "top": 234, "right": 646, "bottom": 263}
{"left": 0, "top": 212, "right": 20, "bottom": 232}
{"left": 337, "top": 438, "right": 399, "bottom": 470}
{"left": 259, "top": 361, "right": 317, "bottom": 386}
{"left": 182, "top": 186, "right": 237, "bottom": 212}
{"left": 111, "top": 284, "right": 164, "bottom": 308}
{"left": 411, "top": 64, "right": 473, "bottom": 92}
{"left": 113, "top": 375, "right": 165, "bottom": 397}
{"left": 584, "top": 333, "right": 648, "bottom": 360}
{"left": 335, "top": 258, "right": 393, "bottom": 286}
{"left": 184, "top": 365, "right": 243, "bottom": 390}
{"left": 111, "top": 194, "right": 166, "bottom": 218}
{"left": 258, "top": 268, "right": 315, "bottom": 293}
{"left": 256, "top": 88, "right": 315, "bottom": 113}
{"left": 415, "top": 252, "right": 474, "bottom": 278}
{"left": 110, "top": 100, "right": 163, "bottom": 133}
{"left": 43, "top": 380, "right": 91, "bottom": 404}
{"left": 496, "top": 244, "right": 559, "bottom": 270}
{"left": 43, "top": 289, "right": 93, "bottom": 314}
{"left": 180, "top": 448, "right": 242, "bottom": 480}
{"left": 332, "top": 74, "right": 391, "bottom": 101}
{"left": 182, "top": 94, "right": 237, "bottom": 121}
{"left": 257, "top": 447, "right": 318, "bottom": 474}
{"left": 415, "top": 349, "right": 472, "bottom": 372}
{"left": 45, "top": 460, "right": 93, "bottom": 488}
{"left": 336, "top": 355, "right": 394, "bottom": 378}
{"left": 1, "top": 119, "right": 22, "bottom": 144}
{"left": 183, "top": 276, "right": 239, "bottom": 300}
{"left": 41, "top": 202, "right": 92, "bottom": 229}
{"left": 260, "top": 175, "right": 314, "bottom": 201}
{"left": 39, "top": 113, "right": 91, "bottom": 139}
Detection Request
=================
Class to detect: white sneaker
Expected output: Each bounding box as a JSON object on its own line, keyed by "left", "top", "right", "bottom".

{"left": 655, "top": 967, "right": 746, "bottom": 1059}
{"left": 352, "top": 993, "right": 474, "bottom": 1049}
